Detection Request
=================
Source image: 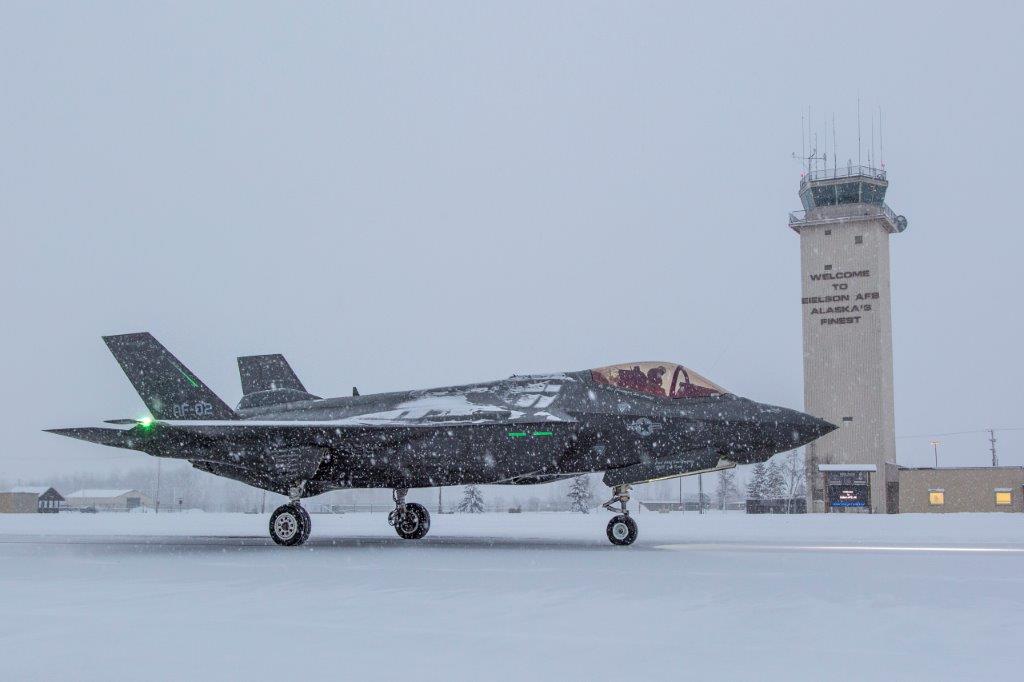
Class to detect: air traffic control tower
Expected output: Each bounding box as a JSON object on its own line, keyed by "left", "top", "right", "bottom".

{"left": 790, "top": 165, "right": 907, "bottom": 513}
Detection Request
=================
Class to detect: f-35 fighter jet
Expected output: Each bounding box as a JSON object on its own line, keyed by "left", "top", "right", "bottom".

{"left": 49, "top": 333, "right": 835, "bottom": 546}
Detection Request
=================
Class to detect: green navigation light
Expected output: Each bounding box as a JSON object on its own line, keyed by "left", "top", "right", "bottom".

{"left": 508, "top": 432, "right": 528, "bottom": 438}
{"left": 532, "top": 431, "right": 554, "bottom": 437}
{"left": 137, "top": 416, "right": 154, "bottom": 429}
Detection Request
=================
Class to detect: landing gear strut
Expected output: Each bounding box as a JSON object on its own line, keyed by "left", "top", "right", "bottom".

{"left": 269, "top": 486, "right": 311, "bottom": 546}
{"left": 388, "top": 488, "right": 430, "bottom": 540}
{"left": 602, "top": 484, "right": 638, "bottom": 546}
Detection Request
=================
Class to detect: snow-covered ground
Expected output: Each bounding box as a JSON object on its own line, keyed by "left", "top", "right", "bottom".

{"left": 2, "top": 511, "right": 1022, "bottom": 681}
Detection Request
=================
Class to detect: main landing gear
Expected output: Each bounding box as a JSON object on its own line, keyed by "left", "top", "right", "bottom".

{"left": 602, "top": 484, "right": 638, "bottom": 546}
{"left": 270, "top": 486, "right": 311, "bottom": 546}
{"left": 388, "top": 488, "right": 431, "bottom": 540}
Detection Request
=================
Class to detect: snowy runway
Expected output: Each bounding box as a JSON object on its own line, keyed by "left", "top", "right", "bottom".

{"left": 2, "top": 512, "right": 1022, "bottom": 681}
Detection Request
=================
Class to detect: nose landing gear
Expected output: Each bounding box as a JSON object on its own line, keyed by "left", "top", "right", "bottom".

{"left": 388, "top": 488, "right": 431, "bottom": 540}
{"left": 602, "top": 484, "right": 638, "bottom": 546}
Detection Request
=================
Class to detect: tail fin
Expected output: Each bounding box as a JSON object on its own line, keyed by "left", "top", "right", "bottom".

{"left": 103, "top": 333, "right": 238, "bottom": 420}
{"left": 237, "top": 354, "right": 308, "bottom": 395}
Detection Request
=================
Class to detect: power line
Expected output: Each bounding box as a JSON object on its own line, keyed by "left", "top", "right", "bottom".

{"left": 897, "top": 427, "right": 1024, "bottom": 439}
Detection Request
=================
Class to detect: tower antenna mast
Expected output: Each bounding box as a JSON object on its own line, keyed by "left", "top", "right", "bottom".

{"left": 989, "top": 429, "right": 998, "bottom": 467}
{"left": 879, "top": 105, "right": 885, "bottom": 168}
{"left": 793, "top": 106, "right": 826, "bottom": 174}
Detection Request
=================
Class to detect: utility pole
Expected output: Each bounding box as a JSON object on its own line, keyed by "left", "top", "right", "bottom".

{"left": 438, "top": 486, "right": 443, "bottom": 514}
{"left": 155, "top": 458, "right": 161, "bottom": 514}
{"left": 930, "top": 440, "right": 940, "bottom": 468}
{"left": 698, "top": 474, "right": 704, "bottom": 514}
{"left": 989, "top": 429, "right": 998, "bottom": 467}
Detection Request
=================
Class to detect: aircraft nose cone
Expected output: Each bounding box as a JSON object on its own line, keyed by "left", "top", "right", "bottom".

{"left": 797, "top": 414, "right": 837, "bottom": 443}
{"left": 750, "top": 404, "right": 837, "bottom": 453}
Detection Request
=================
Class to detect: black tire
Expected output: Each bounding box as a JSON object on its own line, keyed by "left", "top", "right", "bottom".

{"left": 270, "top": 503, "right": 309, "bottom": 546}
{"left": 395, "top": 502, "right": 431, "bottom": 540}
{"left": 606, "top": 514, "right": 638, "bottom": 546}
{"left": 298, "top": 505, "right": 312, "bottom": 544}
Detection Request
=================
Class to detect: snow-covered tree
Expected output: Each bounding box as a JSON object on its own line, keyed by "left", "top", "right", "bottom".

{"left": 457, "top": 484, "right": 485, "bottom": 513}
{"left": 764, "top": 459, "right": 786, "bottom": 500}
{"left": 715, "top": 468, "right": 741, "bottom": 510}
{"left": 567, "top": 475, "right": 593, "bottom": 513}
{"left": 747, "top": 462, "right": 768, "bottom": 499}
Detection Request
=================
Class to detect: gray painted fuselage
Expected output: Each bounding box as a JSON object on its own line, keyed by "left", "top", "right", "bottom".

{"left": 55, "top": 370, "right": 833, "bottom": 498}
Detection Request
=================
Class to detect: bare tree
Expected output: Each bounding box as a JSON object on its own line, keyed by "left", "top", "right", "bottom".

{"left": 781, "top": 449, "right": 806, "bottom": 512}
{"left": 715, "top": 468, "right": 741, "bottom": 510}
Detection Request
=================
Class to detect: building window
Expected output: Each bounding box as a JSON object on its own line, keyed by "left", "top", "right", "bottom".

{"left": 824, "top": 229, "right": 832, "bottom": 235}
{"left": 929, "top": 489, "right": 945, "bottom": 506}
{"left": 824, "top": 264, "right": 832, "bottom": 270}
{"left": 995, "top": 490, "right": 1012, "bottom": 506}
{"left": 855, "top": 235, "right": 863, "bottom": 244}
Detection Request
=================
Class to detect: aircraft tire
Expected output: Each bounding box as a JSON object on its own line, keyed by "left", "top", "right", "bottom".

{"left": 395, "top": 502, "right": 431, "bottom": 540}
{"left": 270, "top": 503, "right": 309, "bottom": 546}
{"left": 606, "top": 515, "right": 638, "bottom": 546}
{"left": 298, "top": 505, "right": 312, "bottom": 544}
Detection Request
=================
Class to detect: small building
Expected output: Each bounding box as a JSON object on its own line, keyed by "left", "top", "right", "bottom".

{"left": 65, "top": 489, "right": 153, "bottom": 512}
{"left": 8, "top": 486, "right": 65, "bottom": 513}
{"left": 745, "top": 498, "right": 807, "bottom": 514}
{"left": 818, "top": 464, "right": 877, "bottom": 513}
{"left": 0, "top": 491, "right": 38, "bottom": 513}
{"left": 894, "top": 466, "right": 1024, "bottom": 513}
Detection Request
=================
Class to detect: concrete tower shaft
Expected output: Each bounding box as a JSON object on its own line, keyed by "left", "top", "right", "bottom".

{"left": 790, "top": 165, "right": 906, "bottom": 513}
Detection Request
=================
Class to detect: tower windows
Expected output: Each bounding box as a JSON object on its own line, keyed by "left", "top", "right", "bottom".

{"left": 855, "top": 235, "right": 864, "bottom": 244}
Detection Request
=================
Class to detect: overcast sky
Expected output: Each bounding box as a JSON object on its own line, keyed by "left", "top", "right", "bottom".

{"left": 2, "top": 2, "right": 1022, "bottom": 484}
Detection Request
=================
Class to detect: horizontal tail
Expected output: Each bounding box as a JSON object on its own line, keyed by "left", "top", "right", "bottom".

{"left": 103, "top": 333, "right": 238, "bottom": 420}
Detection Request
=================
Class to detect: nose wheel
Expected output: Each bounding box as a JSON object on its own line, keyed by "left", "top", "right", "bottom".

{"left": 606, "top": 515, "right": 638, "bottom": 545}
{"left": 602, "top": 484, "right": 638, "bottom": 546}
{"left": 388, "top": 488, "right": 431, "bottom": 540}
{"left": 269, "top": 502, "right": 311, "bottom": 546}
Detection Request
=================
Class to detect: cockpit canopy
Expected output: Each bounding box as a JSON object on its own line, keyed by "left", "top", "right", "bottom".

{"left": 591, "top": 361, "right": 728, "bottom": 399}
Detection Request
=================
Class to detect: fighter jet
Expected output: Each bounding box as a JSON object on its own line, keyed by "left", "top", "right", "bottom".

{"left": 48, "top": 333, "right": 835, "bottom": 546}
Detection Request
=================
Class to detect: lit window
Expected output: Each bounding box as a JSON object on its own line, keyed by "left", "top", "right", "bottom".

{"left": 929, "top": 490, "right": 945, "bottom": 505}
{"left": 995, "top": 490, "right": 1012, "bottom": 506}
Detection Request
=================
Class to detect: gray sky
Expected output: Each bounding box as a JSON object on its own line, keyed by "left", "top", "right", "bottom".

{"left": 2, "top": 2, "right": 1022, "bottom": 482}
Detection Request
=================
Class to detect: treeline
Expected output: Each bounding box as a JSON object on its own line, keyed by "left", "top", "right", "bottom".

{"left": 4, "top": 452, "right": 803, "bottom": 513}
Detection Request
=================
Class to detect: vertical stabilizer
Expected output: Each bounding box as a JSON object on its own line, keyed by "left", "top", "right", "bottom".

{"left": 103, "top": 333, "right": 237, "bottom": 420}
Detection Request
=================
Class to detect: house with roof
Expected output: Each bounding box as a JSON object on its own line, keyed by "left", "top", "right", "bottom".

{"left": 0, "top": 486, "right": 65, "bottom": 513}
{"left": 65, "top": 489, "right": 153, "bottom": 512}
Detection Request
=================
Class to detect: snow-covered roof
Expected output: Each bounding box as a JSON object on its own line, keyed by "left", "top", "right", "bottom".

{"left": 818, "top": 464, "right": 877, "bottom": 472}
{"left": 67, "top": 489, "right": 139, "bottom": 499}
{"left": 7, "top": 486, "right": 51, "bottom": 495}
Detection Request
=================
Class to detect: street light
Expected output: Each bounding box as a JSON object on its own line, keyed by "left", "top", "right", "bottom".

{"left": 930, "top": 440, "right": 940, "bottom": 468}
